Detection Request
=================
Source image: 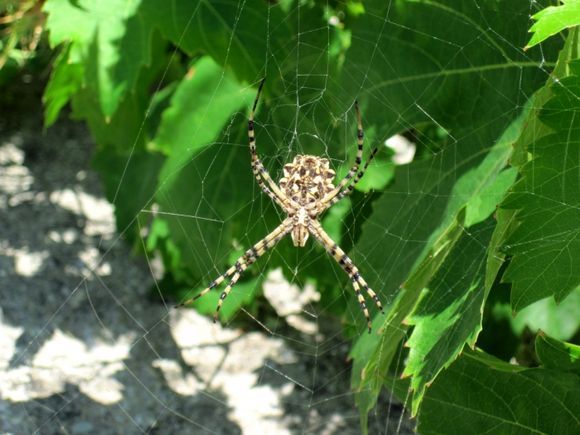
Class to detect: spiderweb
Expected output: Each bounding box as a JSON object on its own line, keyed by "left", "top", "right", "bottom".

{"left": 0, "top": 0, "right": 566, "bottom": 433}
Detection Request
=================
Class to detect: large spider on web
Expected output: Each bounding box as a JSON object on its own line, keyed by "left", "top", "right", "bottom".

{"left": 176, "top": 79, "right": 384, "bottom": 332}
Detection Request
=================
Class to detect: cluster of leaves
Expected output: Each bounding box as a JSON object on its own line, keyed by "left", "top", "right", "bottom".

{"left": 6, "top": 0, "right": 578, "bottom": 432}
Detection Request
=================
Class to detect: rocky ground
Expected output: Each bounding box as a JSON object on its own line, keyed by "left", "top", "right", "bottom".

{"left": 0, "top": 77, "right": 413, "bottom": 434}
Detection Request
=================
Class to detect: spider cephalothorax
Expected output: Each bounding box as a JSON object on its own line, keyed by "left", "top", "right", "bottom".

{"left": 177, "top": 78, "right": 384, "bottom": 332}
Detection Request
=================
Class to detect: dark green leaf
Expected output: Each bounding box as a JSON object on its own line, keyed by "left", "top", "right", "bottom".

{"left": 92, "top": 147, "right": 164, "bottom": 242}
{"left": 346, "top": 0, "right": 555, "bottom": 422}
{"left": 536, "top": 332, "right": 580, "bottom": 374}
{"left": 153, "top": 56, "right": 256, "bottom": 281}
{"left": 140, "top": 0, "right": 289, "bottom": 83}
{"left": 419, "top": 349, "right": 580, "bottom": 435}
{"left": 502, "top": 31, "right": 580, "bottom": 311}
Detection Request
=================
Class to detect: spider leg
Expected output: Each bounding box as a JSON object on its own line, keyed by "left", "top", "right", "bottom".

{"left": 323, "top": 145, "right": 379, "bottom": 210}
{"left": 214, "top": 219, "right": 292, "bottom": 321}
{"left": 316, "top": 100, "right": 364, "bottom": 205}
{"left": 248, "top": 78, "right": 298, "bottom": 211}
{"left": 308, "top": 220, "right": 383, "bottom": 333}
{"left": 175, "top": 218, "right": 292, "bottom": 314}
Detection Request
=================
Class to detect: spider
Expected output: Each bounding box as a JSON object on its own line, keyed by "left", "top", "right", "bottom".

{"left": 176, "top": 78, "right": 384, "bottom": 332}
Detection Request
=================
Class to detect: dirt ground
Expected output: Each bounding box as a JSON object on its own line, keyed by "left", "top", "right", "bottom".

{"left": 0, "top": 77, "right": 414, "bottom": 434}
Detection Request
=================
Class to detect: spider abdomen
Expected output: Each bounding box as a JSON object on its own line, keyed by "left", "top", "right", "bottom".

{"left": 279, "top": 155, "right": 336, "bottom": 205}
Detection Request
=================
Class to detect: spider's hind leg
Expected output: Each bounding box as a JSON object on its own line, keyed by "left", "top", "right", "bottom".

{"left": 213, "top": 220, "right": 292, "bottom": 322}
{"left": 174, "top": 266, "right": 237, "bottom": 309}
{"left": 175, "top": 219, "right": 293, "bottom": 321}
{"left": 308, "top": 220, "right": 384, "bottom": 333}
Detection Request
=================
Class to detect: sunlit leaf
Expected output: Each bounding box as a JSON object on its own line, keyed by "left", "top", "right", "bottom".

{"left": 526, "top": 0, "right": 580, "bottom": 49}
{"left": 43, "top": 0, "right": 151, "bottom": 118}
{"left": 43, "top": 45, "right": 83, "bottom": 126}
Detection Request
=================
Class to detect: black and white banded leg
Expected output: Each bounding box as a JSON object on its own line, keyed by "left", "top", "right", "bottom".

{"left": 325, "top": 145, "right": 379, "bottom": 208}
{"left": 175, "top": 218, "right": 293, "bottom": 321}
{"left": 308, "top": 220, "right": 383, "bottom": 332}
{"left": 248, "top": 78, "right": 298, "bottom": 211}
{"left": 319, "top": 100, "right": 365, "bottom": 205}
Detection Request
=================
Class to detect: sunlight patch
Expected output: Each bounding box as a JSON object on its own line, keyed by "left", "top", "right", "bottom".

{"left": 0, "top": 328, "right": 134, "bottom": 404}
{"left": 263, "top": 268, "right": 320, "bottom": 334}
{"left": 78, "top": 246, "right": 112, "bottom": 277}
{"left": 49, "top": 189, "right": 115, "bottom": 236}
{"left": 12, "top": 248, "right": 49, "bottom": 277}
{"left": 167, "top": 309, "right": 299, "bottom": 434}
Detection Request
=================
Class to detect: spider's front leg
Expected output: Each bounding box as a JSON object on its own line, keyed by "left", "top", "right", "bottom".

{"left": 248, "top": 78, "right": 299, "bottom": 211}
{"left": 309, "top": 101, "right": 379, "bottom": 214}
{"left": 308, "top": 219, "right": 383, "bottom": 332}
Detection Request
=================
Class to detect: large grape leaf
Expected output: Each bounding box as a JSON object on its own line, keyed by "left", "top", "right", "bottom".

{"left": 139, "top": 0, "right": 288, "bottom": 84}
{"left": 345, "top": 0, "right": 556, "bottom": 422}
{"left": 139, "top": 0, "right": 340, "bottom": 148}
{"left": 139, "top": 0, "right": 329, "bottom": 89}
{"left": 502, "top": 41, "right": 580, "bottom": 311}
{"left": 151, "top": 57, "right": 256, "bottom": 281}
{"left": 43, "top": 0, "right": 151, "bottom": 118}
{"left": 419, "top": 349, "right": 580, "bottom": 434}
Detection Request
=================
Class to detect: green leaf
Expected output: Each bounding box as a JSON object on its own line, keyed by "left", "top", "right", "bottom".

{"left": 526, "top": 0, "right": 580, "bottom": 49}
{"left": 152, "top": 57, "right": 253, "bottom": 155}
{"left": 419, "top": 349, "right": 580, "bottom": 434}
{"left": 397, "top": 108, "right": 529, "bottom": 413}
{"left": 502, "top": 36, "right": 580, "bottom": 311}
{"left": 139, "top": 0, "right": 338, "bottom": 149}
{"left": 345, "top": 0, "right": 555, "bottom": 423}
{"left": 140, "top": 0, "right": 289, "bottom": 83}
{"left": 146, "top": 218, "right": 189, "bottom": 282}
{"left": 403, "top": 219, "right": 495, "bottom": 414}
{"left": 153, "top": 56, "right": 256, "bottom": 281}
{"left": 43, "top": 0, "right": 151, "bottom": 118}
{"left": 43, "top": 45, "right": 83, "bottom": 127}
{"left": 536, "top": 332, "right": 580, "bottom": 374}
{"left": 351, "top": 75, "right": 537, "bottom": 418}
{"left": 401, "top": 107, "right": 533, "bottom": 412}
